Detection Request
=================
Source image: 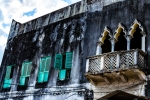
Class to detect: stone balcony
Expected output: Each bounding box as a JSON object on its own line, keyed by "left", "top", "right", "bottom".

{"left": 85, "top": 49, "right": 147, "bottom": 86}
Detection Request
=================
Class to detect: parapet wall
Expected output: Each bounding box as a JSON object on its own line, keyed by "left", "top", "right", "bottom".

{"left": 8, "top": 0, "right": 124, "bottom": 40}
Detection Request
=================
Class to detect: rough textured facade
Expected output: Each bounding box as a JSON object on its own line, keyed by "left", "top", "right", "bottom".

{"left": 0, "top": 0, "right": 150, "bottom": 99}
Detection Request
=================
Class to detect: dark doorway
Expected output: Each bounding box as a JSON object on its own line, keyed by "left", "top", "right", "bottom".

{"left": 115, "top": 31, "right": 127, "bottom": 51}
{"left": 102, "top": 36, "right": 111, "bottom": 53}
{"left": 130, "top": 27, "right": 142, "bottom": 50}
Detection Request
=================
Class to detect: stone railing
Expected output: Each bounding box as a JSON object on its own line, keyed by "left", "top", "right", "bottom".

{"left": 86, "top": 49, "right": 146, "bottom": 74}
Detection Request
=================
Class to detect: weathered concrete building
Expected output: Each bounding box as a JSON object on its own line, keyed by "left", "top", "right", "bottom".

{"left": 0, "top": 0, "right": 150, "bottom": 99}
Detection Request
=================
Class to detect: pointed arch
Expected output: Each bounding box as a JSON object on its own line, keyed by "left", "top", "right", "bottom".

{"left": 96, "top": 26, "right": 111, "bottom": 55}
{"left": 99, "top": 26, "right": 111, "bottom": 44}
{"left": 114, "top": 23, "right": 127, "bottom": 41}
{"left": 129, "top": 19, "right": 146, "bottom": 52}
{"left": 114, "top": 23, "right": 127, "bottom": 51}
{"left": 129, "top": 19, "right": 145, "bottom": 37}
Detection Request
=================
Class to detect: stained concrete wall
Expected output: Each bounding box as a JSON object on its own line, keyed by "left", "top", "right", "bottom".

{"left": 1, "top": 0, "right": 150, "bottom": 99}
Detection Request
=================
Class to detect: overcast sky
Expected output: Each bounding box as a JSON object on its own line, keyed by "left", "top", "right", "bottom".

{"left": 0, "top": 0, "right": 80, "bottom": 64}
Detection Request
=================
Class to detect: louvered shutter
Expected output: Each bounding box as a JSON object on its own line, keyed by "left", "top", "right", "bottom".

{"left": 43, "top": 57, "right": 51, "bottom": 82}
{"left": 38, "top": 72, "right": 44, "bottom": 83}
{"left": 21, "top": 63, "right": 27, "bottom": 76}
{"left": 3, "top": 66, "right": 12, "bottom": 88}
{"left": 54, "top": 54, "right": 63, "bottom": 69}
{"left": 20, "top": 63, "right": 27, "bottom": 85}
{"left": 41, "top": 59, "right": 46, "bottom": 72}
{"left": 38, "top": 59, "right": 45, "bottom": 83}
{"left": 45, "top": 57, "right": 51, "bottom": 71}
{"left": 5, "top": 66, "right": 12, "bottom": 79}
{"left": 20, "top": 76, "right": 26, "bottom": 85}
{"left": 26, "top": 62, "right": 32, "bottom": 76}
{"left": 3, "top": 79, "right": 12, "bottom": 88}
{"left": 65, "top": 52, "right": 73, "bottom": 69}
{"left": 58, "top": 69, "right": 66, "bottom": 81}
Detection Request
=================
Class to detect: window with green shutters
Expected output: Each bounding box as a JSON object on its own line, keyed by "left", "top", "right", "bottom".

{"left": 37, "top": 57, "right": 51, "bottom": 83}
{"left": 3, "top": 65, "right": 14, "bottom": 88}
{"left": 54, "top": 52, "right": 73, "bottom": 81}
{"left": 20, "top": 62, "right": 32, "bottom": 86}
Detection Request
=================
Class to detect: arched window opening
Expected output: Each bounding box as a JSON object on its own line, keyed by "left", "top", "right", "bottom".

{"left": 96, "top": 27, "right": 111, "bottom": 55}
{"left": 102, "top": 35, "right": 111, "bottom": 53}
{"left": 115, "top": 30, "right": 127, "bottom": 51}
{"left": 130, "top": 26, "right": 143, "bottom": 50}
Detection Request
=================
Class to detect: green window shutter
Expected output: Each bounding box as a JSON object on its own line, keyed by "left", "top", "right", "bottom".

{"left": 3, "top": 79, "right": 12, "bottom": 88}
{"left": 26, "top": 62, "right": 32, "bottom": 76}
{"left": 3, "top": 66, "right": 13, "bottom": 88}
{"left": 5, "top": 66, "right": 12, "bottom": 79}
{"left": 20, "top": 76, "right": 26, "bottom": 85}
{"left": 41, "top": 59, "right": 46, "bottom": 72}
{"left": 65, "top": 52, "right": 73, "bottom": 69}
{"left": 43, "top": 57, "right": 51, "bottom": 82}
{"left": 54, "top": 54, "right": 63, "bottom": 69}
{"left": 37, "top": 58, "right": 45, "bottom": 83}
{"left": 58, "top": 69, "right": 66, "bottom": 81}
{"left": 45, "top": 57, "right": 51, "bottom": 71}
{"left": 20, "top": 62, "right": 32, "bottom": 85}
{"left": 37, "top": 72, "right": 44, "bottom": 83}
{"left": 43, "top": 72, "right": 49, "bottom": 82}
{"left": 21, "top": 63, "right": 27, "bottom": 76}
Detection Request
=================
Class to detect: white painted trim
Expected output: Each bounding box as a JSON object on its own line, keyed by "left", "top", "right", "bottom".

{"left": 86, "top": 59, "right": 89, "bottom": 72}
{"left": 142, "top": 35, "right": 146, "bottom": 52}
{"left": 96, "top": 44, "right": 102, "bottom": 55}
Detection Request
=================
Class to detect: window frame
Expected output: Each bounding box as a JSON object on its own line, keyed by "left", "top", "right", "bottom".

{"left": 19, "top": 62, "right": 32, "bottom": 86}
{"left": 37, "top": 56, "right": 51, "bottom": 83}
{"left": 54, "top": 52, "right": 73, "bottom": 81}
{"left": 3, "top": 65, "right": 14, "bottom": 89}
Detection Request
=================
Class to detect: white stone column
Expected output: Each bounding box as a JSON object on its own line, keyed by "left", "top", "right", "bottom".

{"left": 126, "top": 35, "right": 131, "bottom": 50}
{"left": 96, "top": 42, "right": 102, "bottom": 55}
{"left": 141, "top": 35, "right": 146, "bottom": 52}
{"left": 110, "top": 39, "right": 115, "bottom": 52}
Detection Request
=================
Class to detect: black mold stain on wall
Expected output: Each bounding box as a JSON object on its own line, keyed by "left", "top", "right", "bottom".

{"left": 0, "top": 14, "right": 87, "bottom": 92}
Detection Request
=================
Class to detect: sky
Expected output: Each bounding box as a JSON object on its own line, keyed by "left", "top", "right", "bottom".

{"left": 0, "top": 0, "right": 80, "bottom": 64}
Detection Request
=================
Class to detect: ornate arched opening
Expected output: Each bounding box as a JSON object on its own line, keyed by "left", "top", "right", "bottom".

{"left": 96, "top": 27, "right": 111, "bottom": 55}
{"left": 129, "top": 19, "right": 146, "bottom": 51}
{"left": 114, "top": 23, "right": 127, "bottom": 51}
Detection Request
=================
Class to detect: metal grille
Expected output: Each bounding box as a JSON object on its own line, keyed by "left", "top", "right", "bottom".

{"left": 120, "top": 52, "right": 134, "bottom": 68}
{"left": 104, "top": 55, "right": 117, "bottom": 71}
{"left": 138, "top": 53, "right": 144, "bottom": 69}
{"left": 89, "top": 57, "right": 101, "bottom": 73}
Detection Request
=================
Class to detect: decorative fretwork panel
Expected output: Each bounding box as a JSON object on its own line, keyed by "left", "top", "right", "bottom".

{"left": 120, "top": 52, "right": 134, "bottom": 68}
{"left": 87, "top": 49, "right": 146, "bottom": 73}
{"left": 104, "top": 55, "right": 117, "bottom": 71}
{"left": 138, "top": 53, "right": 145, "bottom": 69}
{"left": 89, "top": 57, "right": 101, "bottom": 73}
